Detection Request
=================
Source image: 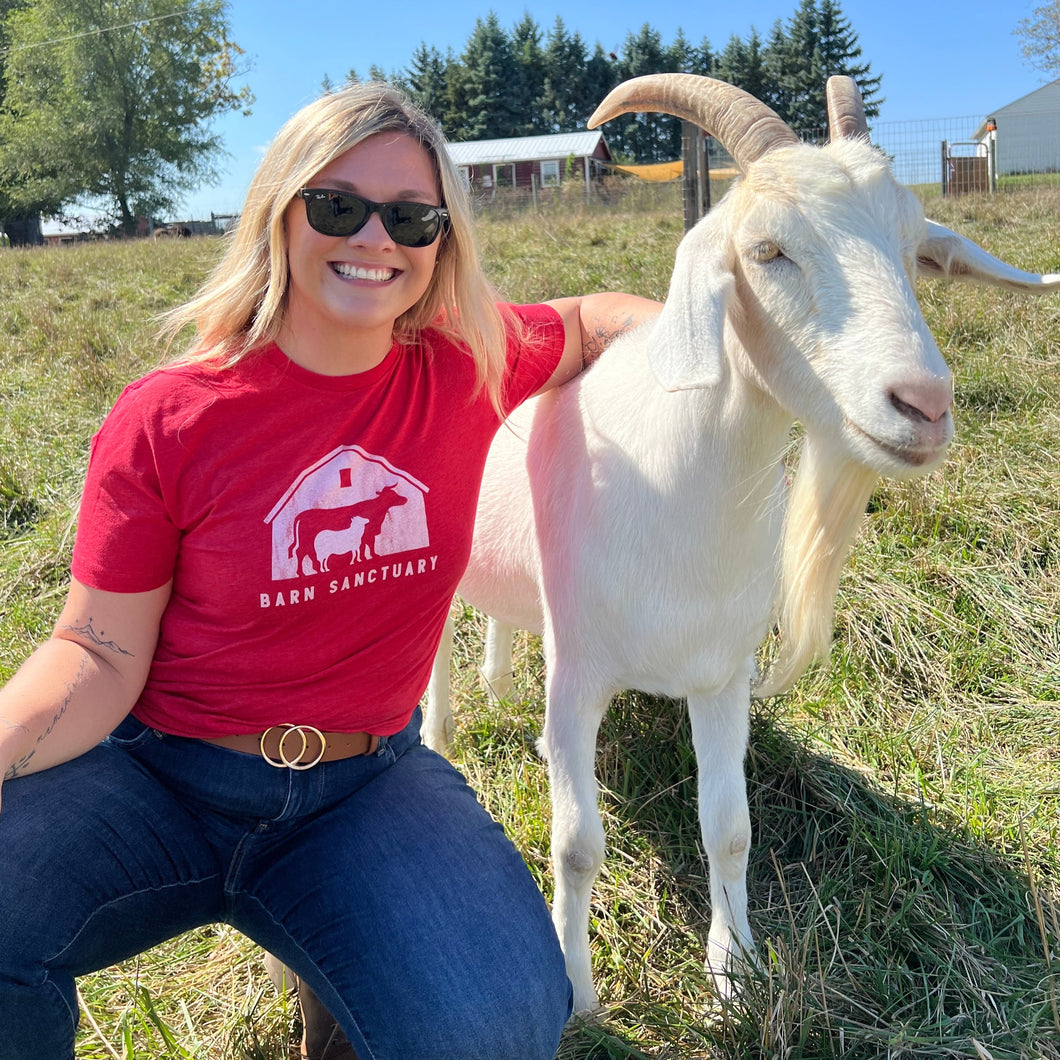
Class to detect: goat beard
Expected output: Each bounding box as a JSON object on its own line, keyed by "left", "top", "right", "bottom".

{"left": 754, "top": 431, "right": 878, "bottom": 698}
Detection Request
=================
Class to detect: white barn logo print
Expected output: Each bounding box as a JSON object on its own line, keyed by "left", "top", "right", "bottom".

{"left": 266, "top": 446, "right": 430, "bottom": 582}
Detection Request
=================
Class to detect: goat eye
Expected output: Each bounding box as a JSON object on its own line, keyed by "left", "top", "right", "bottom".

{"left": 749, "top": 241, "right": 784, "bottom": 264}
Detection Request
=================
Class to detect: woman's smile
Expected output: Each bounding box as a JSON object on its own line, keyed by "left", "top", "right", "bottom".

{"left": 330, "top": 262, "right": 400, "bottom": 282}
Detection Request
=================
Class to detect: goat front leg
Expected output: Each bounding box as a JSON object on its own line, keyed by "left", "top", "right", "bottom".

{"left": 686, "top": 671, "right": 755, "bottom": 998}
{"left": 537, "top": 665, "right": 613, "bottom": 1015}
{"left": 423, "top": 613, "right": 455, "bottom": 753}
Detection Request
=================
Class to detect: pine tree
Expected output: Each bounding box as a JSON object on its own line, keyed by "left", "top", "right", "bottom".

{"left": 774, "top": 0, "right": 823, "bottom": 126}
{"left": 459, "top": 13, "right": 520, "bottom": 139}
{"left": 406, "top": 44, "right": 451, "bottom": 126}
{"left": 613, "top": 24, "right": 678, "bottom": 161}
{"left": 510, "top": 14, "right": 548, "bottom": 135}
{"left": 691, "top": 36, "right": 717, "bottom": 77}
{"left": 539, "top": 18, "right": 591, "bottom": 133}
{"left": 761, "top": 19, "right": 797, "bottom": 119}
{"left": 441, "top": 51, "right": 474, "bottom": 141}
{"left": 816, "top": 0, "right": 883, "bottom": 118}
{"left": 763, "top": 0, "right": 882, "bottom": 129}
{"left": 397, "top": 5, "right": 883, "bottom": 161}
{"left": 716, "top": 29, "right": 768, "bottom": 104}
{"left": 667, "top": 29, "right": 696, "bottom": 73}
{"left": 583, "top": 43, "right": 617, "bottom": 122}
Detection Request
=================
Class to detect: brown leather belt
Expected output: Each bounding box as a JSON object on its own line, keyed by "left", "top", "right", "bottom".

{"left": 204, "top": 724, "right": 379, "bottom": 769}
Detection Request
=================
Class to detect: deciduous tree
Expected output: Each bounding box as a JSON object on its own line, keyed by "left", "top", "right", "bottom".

{"left": 1016, "top": 0, "right": 1060, "bottom": 76}
{"left": 0, "top": 0, "right": 53, "bottom": 241}
{"left": 0, "top": 0, "right": 251, "bottom": 235}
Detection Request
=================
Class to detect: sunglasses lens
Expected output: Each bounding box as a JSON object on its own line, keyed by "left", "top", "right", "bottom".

{"left": 305, "top": 191, "right": 368, "bottom": 237}
{"left": 384, "top": 203, "right": 442, "bottom": 247}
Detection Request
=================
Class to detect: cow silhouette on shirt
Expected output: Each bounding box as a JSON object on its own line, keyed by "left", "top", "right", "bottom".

{"left": 288, "top": 484, "right": 408, "bottom": 575}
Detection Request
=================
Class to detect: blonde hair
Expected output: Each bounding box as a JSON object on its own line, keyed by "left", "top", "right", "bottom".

{"left": 161, "top": 82, "right": 513, "bottom": 410}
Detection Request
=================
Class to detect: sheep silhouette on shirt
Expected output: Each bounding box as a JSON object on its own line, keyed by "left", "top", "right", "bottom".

{"left": 289, "top": 485, "right": 408, "bottom": 575}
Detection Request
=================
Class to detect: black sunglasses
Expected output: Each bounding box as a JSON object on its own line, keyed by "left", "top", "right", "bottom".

{"left": 298, "top": 188, "right": 449, "bottom": 247}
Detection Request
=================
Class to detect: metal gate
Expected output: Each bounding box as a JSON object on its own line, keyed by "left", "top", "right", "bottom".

{"left": 942, "top": 139, "right": 994, "bottom": 196}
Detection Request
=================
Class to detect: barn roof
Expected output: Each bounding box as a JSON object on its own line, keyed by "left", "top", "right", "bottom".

{"left": 445, "top": 130, "right": 607, "bottom": 166}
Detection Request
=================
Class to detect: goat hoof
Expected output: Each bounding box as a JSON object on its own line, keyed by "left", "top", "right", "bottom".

{"left": 706, "top": 936, "right": 759, "bottom": 1002}
{"left": 570, "top": 985, "right": 603, "bottom": 1019}
{"left": 482, "top": 673, "right": 515, "bottom": 702}
{"left": 422, "top": 715, "right": 456, "bottom": 755}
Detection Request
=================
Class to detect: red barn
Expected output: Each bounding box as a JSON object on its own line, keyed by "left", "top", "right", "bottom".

{"left": 445, "top": 131, "right": 611, "bottom": 197}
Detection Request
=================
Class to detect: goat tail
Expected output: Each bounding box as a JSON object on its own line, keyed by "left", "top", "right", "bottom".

{"left": 754, "top": 433, "right": 877, "bottom": 698}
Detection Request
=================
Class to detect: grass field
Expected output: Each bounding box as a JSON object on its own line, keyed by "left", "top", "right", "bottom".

{"left": 1, "top": 184, "right": 1059, "bottom": 1059}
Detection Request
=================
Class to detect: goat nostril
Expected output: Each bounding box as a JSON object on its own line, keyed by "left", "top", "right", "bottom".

{"left": 889, "top": 382, "right": 952, "bottom": 424}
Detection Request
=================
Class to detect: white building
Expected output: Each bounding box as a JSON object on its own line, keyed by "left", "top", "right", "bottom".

{"left": 974, "top": 79, "right": 1060, "bottom": 176}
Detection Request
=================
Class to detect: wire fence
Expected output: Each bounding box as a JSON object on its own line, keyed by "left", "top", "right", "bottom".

{"left": 474, "top": 112, "right": 1060, "bottom": 220}
{"left": 704, "top": 112, "right": 1060, "bottom": 198}
{"left": 191, "top": 116, "right": 1060, "bottom": 232}
{"left": 872, "top": 115, "right": 986, "bottom": 189}
{"left": 19, "top": 113, "right": 1059, "bottom": 241}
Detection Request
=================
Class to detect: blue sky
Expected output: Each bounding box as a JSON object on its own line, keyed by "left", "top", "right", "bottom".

{"left": 178, "top": 0, "right": 1053, "bottom": 218}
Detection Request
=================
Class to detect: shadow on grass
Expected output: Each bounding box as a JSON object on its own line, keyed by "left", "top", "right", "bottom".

{"left": 507, "top": 690, "right": 1060, "bottom": 1060}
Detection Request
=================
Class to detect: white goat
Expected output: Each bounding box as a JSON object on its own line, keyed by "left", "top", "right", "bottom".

{"left": 424, "top": 74, "right": 1060, "bottom": 1014}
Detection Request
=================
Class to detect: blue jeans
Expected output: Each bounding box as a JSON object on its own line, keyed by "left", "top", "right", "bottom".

{"left": 0, "top": 709, "right": 572, "bottom": 1060}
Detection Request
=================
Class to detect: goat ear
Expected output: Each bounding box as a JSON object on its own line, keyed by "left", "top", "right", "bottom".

{"left": 918, "top": 219, "right": 1060, "bottom": 293}
{"left": 648, "top": 219, "right": 734, "bottom": 391}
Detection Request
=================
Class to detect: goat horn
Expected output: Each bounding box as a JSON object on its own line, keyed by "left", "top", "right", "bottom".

{"left": 825, "top": 75, "right": 869, "bottom": 141}
{"left": 587, "top": 73, "right": 799, "bottom": 173}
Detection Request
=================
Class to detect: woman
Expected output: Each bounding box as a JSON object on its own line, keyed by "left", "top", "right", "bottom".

{"left": 0, "top": 83, "right": 657, "bottom": 1059}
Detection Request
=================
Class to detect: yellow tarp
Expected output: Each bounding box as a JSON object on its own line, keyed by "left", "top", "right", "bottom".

{"left": 610, "top": 160, "right": 683, "bottom": 182}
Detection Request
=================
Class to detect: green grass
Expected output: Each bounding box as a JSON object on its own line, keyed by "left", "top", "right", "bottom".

{"left": 1, "top": 187, "right": 1059, "bottom": 1058}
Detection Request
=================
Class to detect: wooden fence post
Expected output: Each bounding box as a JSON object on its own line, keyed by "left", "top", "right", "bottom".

{"left": 682, "top": 120, "right": 700, "bottom": 232}
{"left": 682, "top": 122, "right": 711, "bottom": 230}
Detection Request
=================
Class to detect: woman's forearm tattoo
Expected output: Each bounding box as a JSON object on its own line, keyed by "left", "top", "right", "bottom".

{"left": 3, "top": 655, "right": 88, "bottom": 780}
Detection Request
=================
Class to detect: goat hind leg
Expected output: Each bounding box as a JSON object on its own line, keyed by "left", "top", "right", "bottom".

{"left": 481, "top": 618, "right": 515, "bottom": 701}
{"left": 687, "top": 676, "right": 755, "bottom": 998}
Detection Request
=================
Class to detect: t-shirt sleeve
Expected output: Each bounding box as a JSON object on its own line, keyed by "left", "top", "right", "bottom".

{"left": 501, "top": 302, "right": 566, "bottom": 416}
{"left": 71, "top": 380, "right": 181, "bottom": 593}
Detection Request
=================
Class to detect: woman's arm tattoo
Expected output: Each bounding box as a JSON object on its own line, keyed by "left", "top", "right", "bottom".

{"left": 60, "top": 618, "right": 133, "bottom": 657}
{"left": 2, "top": 655, "right": 88, "bottom": 780}
{"left": 3, "top": 751, "right": 34, "bottom": 781}
{"left": 583, "top": 311, "right": 639, "bottom": 367}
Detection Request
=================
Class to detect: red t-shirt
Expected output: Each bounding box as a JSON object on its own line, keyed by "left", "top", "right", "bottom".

{"left": 71, "top": 303, "right": 564, "bottom": 737}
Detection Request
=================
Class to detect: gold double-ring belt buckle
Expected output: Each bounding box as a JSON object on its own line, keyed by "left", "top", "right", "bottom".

{"left": 260, "top": 723, "right": 327, "bottom": 770}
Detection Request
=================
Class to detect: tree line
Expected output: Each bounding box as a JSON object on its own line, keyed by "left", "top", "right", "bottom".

{"left": 0, "top": 0, "right": 885, "bottom": 241}
{"left": 355, "top": 0, "right": 883, "bottom": 163}
{"left": 5, "top": 0, "right": 1060, "bottom": 243}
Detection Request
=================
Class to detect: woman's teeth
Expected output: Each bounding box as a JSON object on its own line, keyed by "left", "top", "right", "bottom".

{"left": 332, "top": 263, "right": 396, "bottom": 281}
